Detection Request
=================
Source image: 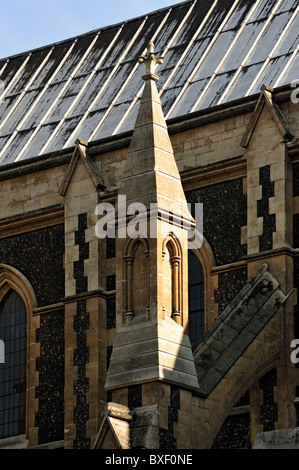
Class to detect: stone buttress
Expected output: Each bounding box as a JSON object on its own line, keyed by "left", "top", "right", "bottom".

{"left": 100, "top": 43, "right": 200, "bottom": 448}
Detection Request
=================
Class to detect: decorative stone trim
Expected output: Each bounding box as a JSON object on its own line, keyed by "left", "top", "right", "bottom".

{"left": 0, "top": 205, "right": 64, "bottom": 239}
{"left": 181, "top": 155, "right": 247, "bottom": 192}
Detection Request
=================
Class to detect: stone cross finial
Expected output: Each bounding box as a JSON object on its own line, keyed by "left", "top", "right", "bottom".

{"left": 138, "top": 41, "right": 163, "bottom": 81}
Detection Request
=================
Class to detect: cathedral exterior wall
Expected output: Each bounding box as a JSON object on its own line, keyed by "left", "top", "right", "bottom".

{"left": 0, "top": 88, "right": 299, "bottom": 449}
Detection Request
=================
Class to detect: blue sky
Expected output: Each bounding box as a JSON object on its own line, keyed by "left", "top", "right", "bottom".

{"left": 0, "top": 0, "right": 184, "bottom": 58}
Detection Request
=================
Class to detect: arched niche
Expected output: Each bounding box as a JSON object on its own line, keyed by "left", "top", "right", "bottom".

{"left": 162, "top": 234, "right": 182, "bottom": 325}
{"left": 123, "top": 237, "right": 150, "bottom": 323}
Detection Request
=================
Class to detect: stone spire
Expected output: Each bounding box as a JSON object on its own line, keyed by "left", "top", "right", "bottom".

{"left": 105, "top": 42, "right": 199, "bottom": 394}
{"left": 119, "top": 42, "right": 188, "bottom": 214}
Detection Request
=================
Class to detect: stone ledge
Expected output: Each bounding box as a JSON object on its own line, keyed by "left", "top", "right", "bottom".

{"left": 253, "top": 428, "right": 299, "bottom": 449}
{"left": 105, "top": 321, "right": 200, "bottom": 392}
{"left": 0, "top": 434, "right": 29, "bottom": 449}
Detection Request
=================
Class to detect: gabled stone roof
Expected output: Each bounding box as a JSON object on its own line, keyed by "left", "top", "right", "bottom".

{"left": 0, "top": 0, "right": 298, "bottom": 166}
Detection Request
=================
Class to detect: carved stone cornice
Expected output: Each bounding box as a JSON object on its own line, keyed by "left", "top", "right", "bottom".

{"left": 0, "top": 204, "right": 64, "bottom": 239}
{"left": 181, "top": 154, "right": 247, "bottom": 191}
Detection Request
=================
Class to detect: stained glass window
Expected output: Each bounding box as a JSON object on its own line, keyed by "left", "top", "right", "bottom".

{"left": 188, "top": 250, "right": 205, "bottom": 349}
{"left": 0, "top": 289, "right": 26, "bottom": 439}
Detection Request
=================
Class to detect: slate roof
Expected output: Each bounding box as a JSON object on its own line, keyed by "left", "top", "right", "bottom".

{"left": 0, "top": 0, "right": 298, "bottom": 166}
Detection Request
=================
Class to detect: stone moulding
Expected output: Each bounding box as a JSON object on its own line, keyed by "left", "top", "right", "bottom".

{"left": 253, "top": 427, "right": 299, "bottom": 449}
{"left": 0, "top": 204, "right": 64, "bottom": 240}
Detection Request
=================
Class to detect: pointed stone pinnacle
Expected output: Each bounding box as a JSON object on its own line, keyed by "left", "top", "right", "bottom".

{"left": 138, "top": 41, "right": 163, "bottom": 81}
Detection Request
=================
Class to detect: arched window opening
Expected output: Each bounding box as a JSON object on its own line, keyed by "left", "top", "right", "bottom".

{"left": 0, "top": 289, "right": 27, "bottom": 439}
{"left": 188, "top": 250, "right": 204, "bottom": 349}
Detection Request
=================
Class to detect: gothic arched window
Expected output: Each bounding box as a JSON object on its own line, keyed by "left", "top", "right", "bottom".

{"left": 0, "top": 289, "right": 27, "bottom": 439}
{"left": 188, "top": 250, "right": 205, "bottom": 349}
